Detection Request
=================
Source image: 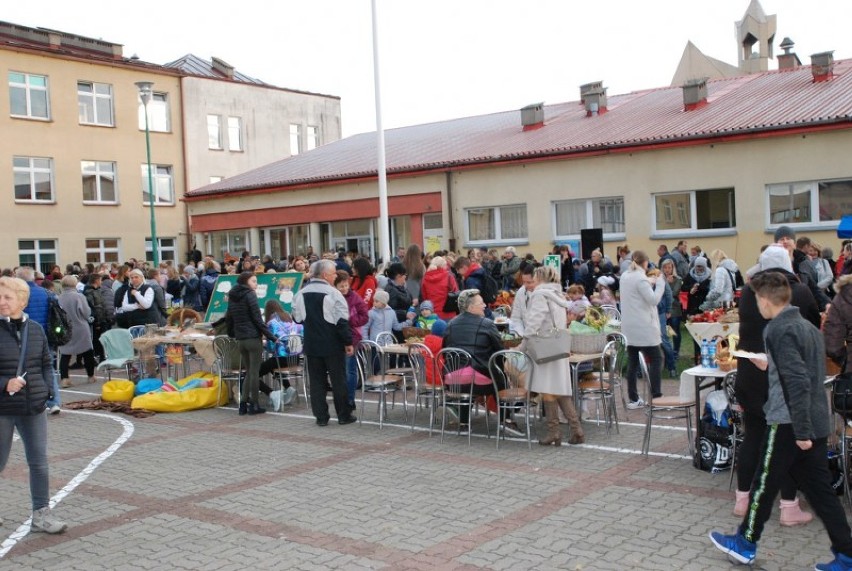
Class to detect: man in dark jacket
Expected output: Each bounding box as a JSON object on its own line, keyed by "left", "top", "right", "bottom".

{"left": 292, "top": 259, "right": 356, "bottom": 426}
{"left": 733, "top": 245, "right": 819, "bottom": 523}
{"left": 199, "top": 261, "right": 221, "bottom": 311}
{"left": 710, "top": 272, "right": 852, "bottom": 570}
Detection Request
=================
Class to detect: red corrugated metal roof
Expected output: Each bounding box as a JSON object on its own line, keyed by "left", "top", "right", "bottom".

{"left": 187, "top": 59, "right": 852, "bottom": 199}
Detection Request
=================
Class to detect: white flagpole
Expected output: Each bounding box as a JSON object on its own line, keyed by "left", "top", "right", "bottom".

{"left": 371, "top": 0, "right": 391, "bottom": 265}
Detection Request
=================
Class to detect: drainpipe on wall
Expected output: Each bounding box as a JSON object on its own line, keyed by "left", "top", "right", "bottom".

{"left": 445, "top": 171, "right": 456, "bottom": 253}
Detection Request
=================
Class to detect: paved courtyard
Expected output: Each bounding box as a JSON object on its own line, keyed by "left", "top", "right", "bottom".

{"left": 0, "top": 375, "right": 847, "bottom": 570}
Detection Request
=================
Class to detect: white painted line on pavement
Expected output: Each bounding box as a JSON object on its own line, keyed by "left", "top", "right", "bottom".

{"left": 0, "top": 410, "right": 135, "bottom": 559}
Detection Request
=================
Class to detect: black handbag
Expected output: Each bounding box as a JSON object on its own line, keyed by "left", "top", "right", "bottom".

{"left": 832, "top": 371, "right": 852, "bottom": 418}
{"left": 442, "top": 292, "right": 460, "bottom": 314}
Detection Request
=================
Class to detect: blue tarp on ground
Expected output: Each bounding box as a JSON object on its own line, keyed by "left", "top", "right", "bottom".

{"left": 839, "top": 216, "right": 852, "bottom": 239}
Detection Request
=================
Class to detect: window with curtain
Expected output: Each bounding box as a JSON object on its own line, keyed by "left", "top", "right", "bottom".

{"left": 465, "top": 205, "right": 527, "bottom": 244}
{"left": 554, "top": 197, "right": 624, "bottom": 238}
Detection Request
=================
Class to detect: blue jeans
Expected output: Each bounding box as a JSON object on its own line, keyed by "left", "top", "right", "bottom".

{"left": 345, "top": 354, "right": 358, "bottom": 405}
{"left": 0, "top": 412, "right": 50, "bottom": 511}
{"left": 659, "top": 314, "right": 677, "bottom": 372}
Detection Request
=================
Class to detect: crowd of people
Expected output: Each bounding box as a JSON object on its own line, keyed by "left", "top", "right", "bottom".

{"left": 1, "top": 228, "right": 850, "bottom": 558}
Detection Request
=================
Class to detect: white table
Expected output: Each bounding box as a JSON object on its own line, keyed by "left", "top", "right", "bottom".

{"left": 684, "top": 322, "right": 739, "bottom": 345}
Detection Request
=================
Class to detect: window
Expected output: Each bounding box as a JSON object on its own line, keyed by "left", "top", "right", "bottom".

{"left": 227, "top": 117, "right": 242, "bottom": 151}
{"left": 307, "top": 125, "right": 319, "bottom": 151}
{"left": 18, "top": 239, "right": 57, "bottom": 274}
{"left": 9, "top": 72, "right": 49, "bottom": 119}
{"left": 209, "top": 176, "right": 224, "bottom": 184}
{"left": 77, "top": 81, "right": 113, "bottom": 126}
{"left": 14, "top": 156, "right": 54, "bottom": 202}
{"left": 140, "top": 164, "right": 174, "bottom": 205}
{"left": 553, "top": 197, "right": 625, "bottom": 239}
{"left": 767, "top": 178, "right": 852, "bottom": 227}
{"left": 465, "top": 204, "right": 528, "bottom": 244}
{"left": 146, "top": 237, "right": 176, "bottom": 263}
{"left": 138, "top": 92, "right": 169, "bottom": 132}
{"left": 289, "top": 124, "right": 302, "bottom": 155}
{"left": 653, "top": 188, "right": 736, "bottom": 233}
{"left": 85, "top": 239, "right": 120, "bottom": 264}
{"left": 207, "top": 115, "right": 222, "bottom": 149}
{"left": 82, "top": 161, "right": 117, "bottom": 203}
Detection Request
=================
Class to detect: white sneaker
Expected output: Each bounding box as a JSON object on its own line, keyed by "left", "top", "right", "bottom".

{"left": 281, "top": 386, "right": 297, "bottom": 406}
{"left": 626, "top": 399, "right": 646, "bottom": 410}
{"left": 48, "top": 405, "right": 61, "bottom": 415}
{"left": 31, "top": 507, "right": 67, "bottom": 534}
{"left": 268, "top": 390, "right": 282, "bottom": 412}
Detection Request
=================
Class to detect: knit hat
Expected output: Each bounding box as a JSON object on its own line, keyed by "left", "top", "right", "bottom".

{"left": 184, "top": 266, "right": 197, "bottom": 275}
{"left": 758, "top": 244, "right": 793, "bottom": 273}
{"left": 773, "top": 225, "right": 796, "bottom": 242}
{"left": 373, "top": 290, "right": 389, "bottom": 305}
{"left": 419, "top": 300, "right": 434, "bottom": 312}
{"left": 430, "top": 319, "right": 448, "bottom": 337}
{"left": 692, "top": 256, "right": 708, "bottom": 270}
{"left": 597, "top": 275, "right": 615, "bottom": 287}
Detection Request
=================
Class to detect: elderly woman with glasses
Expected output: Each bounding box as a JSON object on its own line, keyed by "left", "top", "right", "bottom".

{"left": 442, "top": 289, "right": 521, "bottom": 435}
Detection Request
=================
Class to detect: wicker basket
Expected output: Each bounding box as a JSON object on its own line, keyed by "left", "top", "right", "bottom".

{"left": 716, "top": 359, "right": 736, "bottom": 372}
{"left": 501, "top": 336, "right": 523, "bottom": 349}
{"left": 569, "top": 332, "right": 607, "bottom": 355}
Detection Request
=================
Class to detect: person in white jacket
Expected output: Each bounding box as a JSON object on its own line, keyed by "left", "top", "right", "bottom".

{"left": 619, "top": 251, "right": 665, "bottom": 408}
{"left": 523, "top": 265, "right": 584, "bottom": 445}
{"left": 700, "top": 249, "right": 740, "bottom": 311}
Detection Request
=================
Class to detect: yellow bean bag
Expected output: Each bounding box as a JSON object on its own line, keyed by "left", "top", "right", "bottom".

{"left": 102, "top": 380, "right": 135, "bottom": 402}
{"left": 130, "top": 372, "right": 228, "bottom": 412}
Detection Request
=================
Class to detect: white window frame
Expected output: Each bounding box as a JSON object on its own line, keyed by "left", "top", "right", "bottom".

{"left": 289, "top": 124, "right": 302, "bottom": 155}
{"left": 146, "top": 237, "right": 176, "bottom": 263}
{"left": 14, "top": 156, "right": 54, "bottom": 203}
{"left": 77, "top": 81, "right": 114, "bottom": 126}
{"left": 464, "top": 204, "right": 528, "bottom": 247}
{"left": 765, "top": 178, "right": 852, "bottom": 232}
{"left": 651, "top": 188, "right": 737, "bottom": 238}
{"left": 140, "top": 164, "right": 174, "bottom": 205}
{"left": 18, "top": 239, "right": 57, "bottom": 273}
{"left": 207, "top": 114, "right": 222, "bottom": 149}
{"left": 138, "top": 92, "right": 170, "bottom": 132}
{"left": 209, "top": 176, "right": 224, "bottom": 184}
{"left": 306, "top": 125, "right": 319, "bottom": 151}
{"left": 9, "top": 71, "right": 50, "bottom": 120}
{"left": 85, "top": 238, "right": 121, "bottom": 263}
{"left": 81, "top": 160, "right": 117, "bottom": 204}
{"left": 552, "top": 196, "right": 626, "bottom": 242}
{"left": 227, "top": 117, "right": 242, "bottom": 151}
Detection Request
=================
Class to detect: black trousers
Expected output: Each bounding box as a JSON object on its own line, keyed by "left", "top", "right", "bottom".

{"left": 59, "top": 350, "right": 96, "bottom": 378}
{"left": 307, "top": 353, "right": 352, "bottom": 422}
{"left": 626, "top": 345, "right": 662, "bottom": 402}
{"left": 736, "top": 409, "right": 797, "bottom": 500}
{"left": 739, "top": 424, "right": 852, "bottom": 557}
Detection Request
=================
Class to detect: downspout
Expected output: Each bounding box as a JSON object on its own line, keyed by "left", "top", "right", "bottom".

{"left": 445, "top": 171, "right": 456, "bottom": 252}
{"left": 178, "top": 76, "right": 193, "bottom": 260}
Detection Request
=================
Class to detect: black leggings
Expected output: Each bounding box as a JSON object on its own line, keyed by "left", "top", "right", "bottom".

{"left": 736, "top": 409, "right": 797, "bottom": 500}
{"left": 59, "top": 350, "right": 96, "bottom": 379}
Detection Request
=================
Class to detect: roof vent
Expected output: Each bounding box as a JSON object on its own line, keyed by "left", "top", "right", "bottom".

{"left": 810, "top": 51, "right": 834, "bottom": 82}
{"left": 682, "top": 77, "right": 708, "bottom": 111}
{"left": 520, "top": 102, "right": 544, "bottom": 130}
{"left": 580, "top": 81, "right": 607, "bottom": 116}
{"left": 211, "top": 57, "right": 235, "bottom": 80}
{"left": 777, "top": 37, "right": 801, "bottom": 70}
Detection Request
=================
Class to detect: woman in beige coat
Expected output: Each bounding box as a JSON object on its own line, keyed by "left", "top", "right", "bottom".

{"left": 523, "top": 266, "right": 584, "bottom": 445}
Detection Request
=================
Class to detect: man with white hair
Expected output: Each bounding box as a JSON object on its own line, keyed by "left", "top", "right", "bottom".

{"left": 292, "top": 260, "right": 356, "bottom": 426}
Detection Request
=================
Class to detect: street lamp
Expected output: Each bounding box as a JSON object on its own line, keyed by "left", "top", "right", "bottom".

{"left": 136, "top": 81, "right": 159, "bottom": 266}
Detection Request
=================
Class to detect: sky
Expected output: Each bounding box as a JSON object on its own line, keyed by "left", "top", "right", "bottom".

{"left": 4, "top": 0, "right": 852, "bottom": 138}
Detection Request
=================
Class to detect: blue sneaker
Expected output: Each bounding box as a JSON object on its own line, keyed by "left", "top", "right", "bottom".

{"left": 709, "top": 531, "right": 756, "bottom": 565}
{"left": 815, "top": 551, "right": 852, "bottom": 571}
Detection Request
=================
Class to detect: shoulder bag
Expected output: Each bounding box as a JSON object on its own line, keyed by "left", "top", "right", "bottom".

{"left": 442, "top": 272, "right": 460, "bottom": 314}
{"left": 524, "top": 298, "right": 571, "bottom": 365}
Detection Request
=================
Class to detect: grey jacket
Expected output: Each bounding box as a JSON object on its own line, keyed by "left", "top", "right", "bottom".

{"left": 763, "top": 305, "right": 829, "bottom": 440}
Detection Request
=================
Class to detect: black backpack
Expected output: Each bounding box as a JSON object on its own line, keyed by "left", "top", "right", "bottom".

{"left": 46, "top": 296, "right": 73, "bottom": 347}
{"left": 480, "top": 272, "right": 499, "bottom": 304}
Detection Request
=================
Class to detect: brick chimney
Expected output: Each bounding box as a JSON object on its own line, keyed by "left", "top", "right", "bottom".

{"left": 811, "top": 51, "right": 834, "bottom": 82}
{"left": 682, "top": 78, "right": 708, "bottom": 111}
{"left": 520, "top": 102, "right": 544, "bottom": 131}
{"left": 580, "top": 81, "right": 607, "bottom": 116}
{"left": 777, "top": 37, "right": 801, "bottom": 70}
{"left": 211, "top": 57, "right": 235, "bottom": 80}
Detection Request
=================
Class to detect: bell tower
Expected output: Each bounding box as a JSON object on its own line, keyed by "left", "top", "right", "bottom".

{"left": 736, "top": 0, "right": 777, "bottom": 73}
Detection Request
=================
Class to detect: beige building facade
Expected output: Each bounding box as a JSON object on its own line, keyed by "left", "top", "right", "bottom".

{"left": 1, "top": 26, "right": 185, "bottom": 271}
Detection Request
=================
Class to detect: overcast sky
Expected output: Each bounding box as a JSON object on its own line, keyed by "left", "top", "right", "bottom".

{"left": 5, "top": 0, "right": 852, "bottom": 137}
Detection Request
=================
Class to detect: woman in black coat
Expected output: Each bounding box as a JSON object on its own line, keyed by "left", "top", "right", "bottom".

{"left": 0, "top": 276, "right": 67, "bottom": 533}
{"left": 226, "top": 272, "right": 275, "bottom": 415}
